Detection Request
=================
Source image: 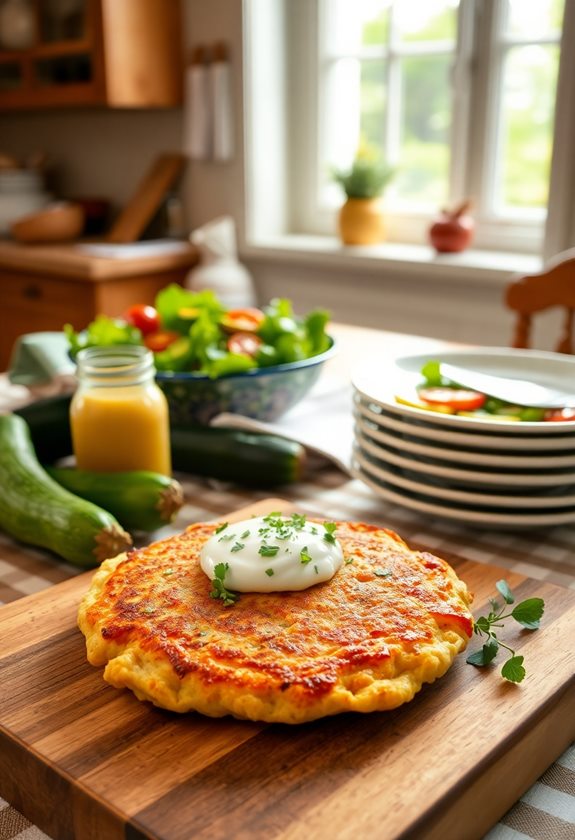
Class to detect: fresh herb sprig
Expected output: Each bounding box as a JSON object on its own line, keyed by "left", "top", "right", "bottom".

{"left": 209, "top": 562, "right": 239, "bottom": 607}
{"left": 466, "top": 580, "right": 544, "bottom": 683}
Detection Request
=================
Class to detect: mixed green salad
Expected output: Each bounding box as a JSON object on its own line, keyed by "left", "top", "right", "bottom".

{"left": 64, "top": 285, "right": 332, "bottom": 378}
{"left": 396, "top": 360, "right": 575, "bottom": 423}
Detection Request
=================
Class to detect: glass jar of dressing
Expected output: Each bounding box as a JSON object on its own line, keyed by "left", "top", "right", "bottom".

{"left": 70, "top": 345, "right": 171, "bottom": 476}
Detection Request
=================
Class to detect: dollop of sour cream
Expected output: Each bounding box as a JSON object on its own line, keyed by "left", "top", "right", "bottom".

{"left": 200, "top": 513, "right": 344, "bottom": 593}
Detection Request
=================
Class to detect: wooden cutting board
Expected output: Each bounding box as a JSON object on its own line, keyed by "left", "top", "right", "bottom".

{"left": 1, "top": 499, "right": 574, "bottom": 840}
{"left": 107, "top": 153, "right": 187, "bottom": 244}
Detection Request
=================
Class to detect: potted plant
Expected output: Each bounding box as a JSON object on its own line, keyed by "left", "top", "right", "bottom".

{"left": 332, "top": 145, "right": 395, "bottom": 245}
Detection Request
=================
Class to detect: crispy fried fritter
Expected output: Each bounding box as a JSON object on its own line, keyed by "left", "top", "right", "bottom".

{"left": 78, "top": 520, "right": 473, "bottom": 724}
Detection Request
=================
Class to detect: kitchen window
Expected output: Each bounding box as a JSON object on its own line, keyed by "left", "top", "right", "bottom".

{"left": 245, "top": 0, "right": 575, "bottom": 265}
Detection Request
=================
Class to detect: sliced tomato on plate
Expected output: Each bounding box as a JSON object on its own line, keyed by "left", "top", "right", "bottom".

{"left": 227, "top": 331, "right": 264, "bottom": 357}
{"left": 144, "top": 330, "right": 180, "bottom": 352}
{"left": 124, "top": 304, "right": 160, "bottom": 335}
{"left": 220, "top": 308, "right": 266, "bottom": 333}
{"left": 544, "top": 407, "right": 575, "bottom": 422}
{"left": 417, "top": 387, "right": 487, "bottom": 412}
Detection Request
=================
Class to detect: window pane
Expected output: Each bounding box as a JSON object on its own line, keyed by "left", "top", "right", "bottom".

{"left": 396, "top": 54, "right": 452, "bottom": 207}
{"left": 322, "top": 58, "right": 362, "bottom": 204}
{"left": 395, "top": 0, "right": 458, "bottom": 43}
{"left": 507, "top": 0, "right": 563, "bottom": 39}
{"left": 497, "top": 44, "right": 560, "bottom": 211}
{"left": 325, "top": 0, "right": 389, "bottom": 54}
{"left": 362, "top": 3, "right": 389, "bottom": 45}
{"left": 360, "top": 59, "right": 387, "bottom": 148}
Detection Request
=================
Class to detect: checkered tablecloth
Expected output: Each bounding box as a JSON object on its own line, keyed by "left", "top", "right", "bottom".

{"left": 1, "top": 466, "right": 574, "bottom": 840}
{"left": 1, "top": 320, "right": 574, "bottom": 839}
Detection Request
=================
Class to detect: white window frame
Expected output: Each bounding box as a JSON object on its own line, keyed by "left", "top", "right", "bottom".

{"left": 243, "top": 0, "right": 575, "bottom": 268}
{"left": 465, "top": 0, "right": 563, "bottom": 253}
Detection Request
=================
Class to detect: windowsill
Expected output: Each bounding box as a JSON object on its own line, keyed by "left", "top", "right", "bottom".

{"left": 242, "top": 234, "right": 542, "bottom": 285}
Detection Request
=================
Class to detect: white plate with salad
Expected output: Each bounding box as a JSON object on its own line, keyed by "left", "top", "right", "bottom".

{"left": 354, "top": 396, "right": 575, "bottom": 452}
{"left": 353, "top": 423, "right": 575, "bottom": 489}
{"left": 351, "top": 458, "right": 575, "bottom": 529}
{"left": 352, "top": 348, "right": 575, "bottom": 434}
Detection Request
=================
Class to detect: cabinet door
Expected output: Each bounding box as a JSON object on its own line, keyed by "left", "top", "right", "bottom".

{"left": 100, "top": 0, "right": 183, "bottom": 107}
{"left": 0, "top": 0, "right": 106, "bottom": 109}
{"left": 0, "top": 271, "right": 94, "bottom": 370}
{"left": 0, "top": 0, "right": 182, "bottom": 110}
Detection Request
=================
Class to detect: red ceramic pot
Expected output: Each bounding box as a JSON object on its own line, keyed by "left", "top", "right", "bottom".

{"left": 429, "top": 200, "right": 475, "bottom": 253}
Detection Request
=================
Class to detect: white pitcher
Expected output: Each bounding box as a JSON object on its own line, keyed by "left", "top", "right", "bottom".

{"left": 186, "top": 216, "right": 257, "bottom": 308}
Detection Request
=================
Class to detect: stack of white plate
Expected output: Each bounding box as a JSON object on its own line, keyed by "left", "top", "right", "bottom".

{"left": 351, "top": 348, "right": 575, "bottom": 529}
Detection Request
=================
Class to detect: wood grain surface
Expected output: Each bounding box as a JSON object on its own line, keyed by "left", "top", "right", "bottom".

{"left": 0, "top": 499, "right": 574, "bottom": 840}
{"left": 107, "top": 154, "right": 187, "bottom": 244}
{"left": 0, "top": 240, "right": 197, "bottom": 280}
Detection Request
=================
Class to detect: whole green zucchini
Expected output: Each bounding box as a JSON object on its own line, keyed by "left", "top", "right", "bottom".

{"left": 0, "top": 414, "right": 132, "bottom": 568}
{"left": 14, "top": 394, "right": 307, "bottom": 487}
{"left": 14, "top": 393, "right": 73, "bottom": 463}
{"left": 46, "top": 467, "right": 185, "bottom": 532}
{"left": 170, "top": 426, "right": 306, "bottom": 486}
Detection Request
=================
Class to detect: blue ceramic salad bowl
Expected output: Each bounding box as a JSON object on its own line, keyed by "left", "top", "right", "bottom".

{"left": 65, "top": 286, "right": 336, "bottom": 426}
{"left": 155, "top": 337, "right": 336, "bottom": 425}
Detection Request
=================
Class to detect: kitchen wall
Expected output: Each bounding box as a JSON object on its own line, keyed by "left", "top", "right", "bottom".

{"left": 0, "top": 0, "right": 557, "bottom": 348}
{"left": 0, "top": 1, "right": 243, "bottom": 222}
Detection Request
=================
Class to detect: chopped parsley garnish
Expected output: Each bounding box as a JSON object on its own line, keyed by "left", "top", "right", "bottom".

{"left": 261, "top": 512, "right": 309, "bottom": 541}
{"left": 162, "top": 568, "right": 175, "bottom": 576}
{"left": 323, "top": 522, "right": 337, "bottom": 544}
{"left": 211, "top": 514, "right": 340, "bottom": 589}
{"left": 209, "top": 562, "right": 238, "bottom": 607}
{"left": 344, "top": 557, "right": 354, "bottom": 565}
{"left": 374, "top": 568, "right": 392, "bottom": 578}
{"left": 466, "top": 580, "right": 544, "bottom": 682}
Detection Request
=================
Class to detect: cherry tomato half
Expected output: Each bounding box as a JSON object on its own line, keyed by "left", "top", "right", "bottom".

{"left": 144, "top": 330, "right": 180, "bottom": 352}
{"left": 544, "top": 407, "right": 575, "bottom": 422}
{"left": 418, "top": 387, "right": 487, "bottom": 412}
{"left": 227, "top": 331, "right": 263, "bottom": 357}
{"left": 220, "top": 307, "right": 266, "bottom": 334}
{"left": 124, "top": 304, "right": 160, "bottom": 336}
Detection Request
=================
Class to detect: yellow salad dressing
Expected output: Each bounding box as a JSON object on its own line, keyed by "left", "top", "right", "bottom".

{"left": 70, "top": 345, "right": 171, "bottom": 475}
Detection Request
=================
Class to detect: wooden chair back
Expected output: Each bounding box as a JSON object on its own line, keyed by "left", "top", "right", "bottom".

{"left": 505, "top": 248, "right": 575, "bottom": 353}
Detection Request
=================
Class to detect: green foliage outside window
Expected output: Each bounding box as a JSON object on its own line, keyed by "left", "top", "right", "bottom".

{"left": 352, "top": 0, "right": 564, "bottom": 211}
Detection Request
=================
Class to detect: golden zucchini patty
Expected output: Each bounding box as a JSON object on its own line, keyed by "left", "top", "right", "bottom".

{"left": 78, "top": 520, "right": 473, "bottom": 724}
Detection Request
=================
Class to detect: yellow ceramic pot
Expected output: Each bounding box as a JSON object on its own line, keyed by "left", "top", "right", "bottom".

{"left": 338, "top": 197, "right": 385, "bottom": 245}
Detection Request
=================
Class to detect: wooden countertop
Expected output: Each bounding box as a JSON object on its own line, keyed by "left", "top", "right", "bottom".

{"left": 0, "top": 240, "right": 198, "bottom": 281}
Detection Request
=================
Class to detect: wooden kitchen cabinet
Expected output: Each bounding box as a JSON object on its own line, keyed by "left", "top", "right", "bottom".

{"left": 0, "top": 0, "right": 183, "bottom": 110}
{"left": 0, "top": 241, "right": 197, "bottom": 370}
